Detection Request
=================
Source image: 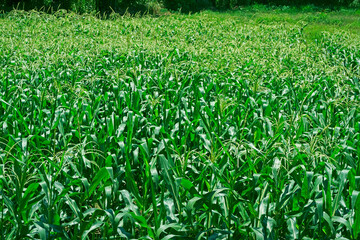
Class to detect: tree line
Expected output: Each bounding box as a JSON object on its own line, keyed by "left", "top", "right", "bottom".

{"left": 0, "top": 0, "right": 358, "bottom": 13}
{"left": 0, "top": 0, "right": 141, "bottom": 13}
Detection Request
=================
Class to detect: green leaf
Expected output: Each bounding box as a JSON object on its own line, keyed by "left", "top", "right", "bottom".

{"left": 88, "top": 167, "right": 110, "bottom": 197}
{"left": 130, "top": 212, "right": 155, "bottom": 238}
{"left": 181, "top": 178, "right": 198, "bottom": 195}
{"left": 332, "top": 216, "right": 351, "bottom": 232}
{"left": 323, "top": 212, "right": 335, "bottom": 236}
{"left": 251, "top": 227, "right": 264, "bottom": 240}
{"left": 286, "top": 217, "right": 298, "bottom": 239}
{"left": 353, "top": 191, "right": 360, "bottom": 239}
{"left": 159, "top": 155, "right": 181, "bottom": 214}
{"left": 300, "top": 171, "right": 310, "bottom": 201}
{"left": 332, "top": 170, "right": 349, "bottom": 216}
{"left": 81, "top": 221, "right": 103, "bottom": 240}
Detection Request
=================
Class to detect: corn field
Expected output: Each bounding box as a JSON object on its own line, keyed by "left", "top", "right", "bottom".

{"left": 0, "top": 10, "right": 360, "bottom": 239}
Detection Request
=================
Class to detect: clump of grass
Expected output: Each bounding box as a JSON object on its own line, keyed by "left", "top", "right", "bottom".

{"left": 0, "top": 9, "right": 359, "bottom": 239}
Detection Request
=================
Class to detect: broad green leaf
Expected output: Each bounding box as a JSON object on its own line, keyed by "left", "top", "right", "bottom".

{"left": 88, "top": 167, "right": 110, "bottom": 197}
{"left": 81, "top": 221, "right": 103, "bottom": 240}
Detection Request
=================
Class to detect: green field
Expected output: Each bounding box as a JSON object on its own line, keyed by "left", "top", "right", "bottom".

{"left": 0, "top": 8, "right": 360, "bottom": 239}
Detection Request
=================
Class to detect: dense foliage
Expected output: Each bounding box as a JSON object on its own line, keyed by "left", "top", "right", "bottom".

{"left": 0, "top": 0, "right": 145, "bottom": 13}
{"left": 0, "top": 9, "right": 360, "bottom": 239}
{"left": 1, "top": 0, "right": 359, "bottom": 12}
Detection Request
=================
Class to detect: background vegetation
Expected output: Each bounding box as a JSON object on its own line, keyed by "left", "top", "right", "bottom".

{"left": 0, "top": 8, "right": 359, "bottom": 239}
{"left": 0, "top": 0, "right": 360, "bottom": 13}
{"left": 0, "top": 0, "right": 149, "bottom": 13}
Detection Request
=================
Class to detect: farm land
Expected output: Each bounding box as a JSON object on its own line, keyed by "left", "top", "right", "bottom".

{"left": 0, "top": 7, "right": 360, "bottom": 239}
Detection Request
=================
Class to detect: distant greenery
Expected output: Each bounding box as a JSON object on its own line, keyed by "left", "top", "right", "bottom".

{"left": 1, "top": 0, "right": 360, "bottom": 13}
{"left": 0, "top": 0, "right": 147, "bottom": 13}
{"left": 0, "top": 9, "right": 359, "bottom": 239}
